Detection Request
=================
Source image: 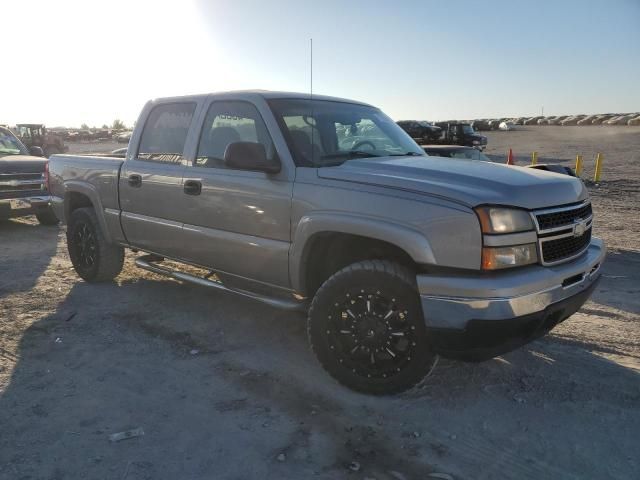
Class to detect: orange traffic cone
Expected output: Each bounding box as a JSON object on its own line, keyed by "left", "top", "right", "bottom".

{"left": 506, "top": 148, "right": 515, "bottom": 165}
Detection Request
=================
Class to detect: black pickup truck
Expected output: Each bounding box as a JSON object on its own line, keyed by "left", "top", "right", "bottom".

{"left": 396, "top": 120, "right": 443, "bottom": 143}
{"left": 0, "top": 126, "right": 58, "bottom": 225}
{"left": 398, "top": 121, "right": 487, "bottom": 150}
{"left": 433, "top": 122, "right": 487, "bottom": 150}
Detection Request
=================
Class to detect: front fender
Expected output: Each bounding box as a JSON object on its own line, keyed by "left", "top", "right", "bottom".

{"left": 289, "top": 212, "right": 437, "bottom": 293}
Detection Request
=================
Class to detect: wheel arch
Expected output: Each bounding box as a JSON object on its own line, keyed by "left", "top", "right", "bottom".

{"left": 290, "top": 213, "right": 436, "bottom": 296}
{"left": 63, "top": 182, "right": 113, "bottom": 244}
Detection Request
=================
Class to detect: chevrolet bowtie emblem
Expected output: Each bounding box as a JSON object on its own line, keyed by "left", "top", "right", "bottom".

{"left": 573, "top": 218, "right": 588, "bottom": 237}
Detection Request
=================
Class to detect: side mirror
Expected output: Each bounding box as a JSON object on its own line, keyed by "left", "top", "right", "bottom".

{"left": 29, "top": 146, "right": 45, "bottom": 157}
{"left": 224, "top": 142, "right": 280, "bottom": 174}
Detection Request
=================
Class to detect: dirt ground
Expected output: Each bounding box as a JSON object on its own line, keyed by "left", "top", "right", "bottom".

{"left": 1, "top": 127, "right": 638, "bottom": 480}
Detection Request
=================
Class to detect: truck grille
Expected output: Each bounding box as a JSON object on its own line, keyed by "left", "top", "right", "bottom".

{"left": 541, "top": 228, "right": 592, "bottom": 264}
{"left": 533, "top": 201, "right": 593, "bottom": 265}
{"left": 535, "top": 203, "right": 592, "bottom": 231}
{"left": 0, "top": 173, "right": 45, "bottom": 199}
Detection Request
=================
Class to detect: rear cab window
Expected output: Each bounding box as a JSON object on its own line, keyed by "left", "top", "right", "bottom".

{"left": 137, "top": 102, "right": 196, "bottom": 163}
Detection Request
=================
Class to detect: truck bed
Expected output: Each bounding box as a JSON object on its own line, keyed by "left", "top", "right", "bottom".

{"left": 48, "top": 154, "right": 125, "bottom": 223}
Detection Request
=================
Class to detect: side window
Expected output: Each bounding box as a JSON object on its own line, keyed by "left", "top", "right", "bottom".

{"left": 196, "top": 101, "right": 275, "bottom": 169}
{"left": 137, "top": 102, "right": 196, "bottom": 163}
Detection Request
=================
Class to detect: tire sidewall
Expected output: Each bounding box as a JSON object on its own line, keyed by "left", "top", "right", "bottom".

{"left": 309, "top": 265, "right": 435, "bottom": 395}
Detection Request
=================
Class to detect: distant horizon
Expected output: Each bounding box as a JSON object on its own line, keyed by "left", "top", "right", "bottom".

{"left": 3, "top": 0, "right": 639, "bottom": 127}
{"left": 14, "top": 108, "right": 639, "bottom": 131}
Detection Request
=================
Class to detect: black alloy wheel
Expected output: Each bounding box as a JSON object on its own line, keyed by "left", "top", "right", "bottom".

{"left": 326, "top": 289, "right": 417, "bottom": 380}
{"left": 73, "top": 222, "right": 98, "bottom": 270}
{"left": 67, "top": 207, "right": 124, "bottom": 282}
{"left": 308, "top": 260, "right": 437, "bottom": 395}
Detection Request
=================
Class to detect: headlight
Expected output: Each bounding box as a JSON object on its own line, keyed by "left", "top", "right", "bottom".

{"left": 482, "top": 244, "right": 538, "bottom": 270}
{"left": 472, "top": 140, "right": 480, "bottom": 145}
{"left": 475, "top": 206, "right": 534, "bottom": 234}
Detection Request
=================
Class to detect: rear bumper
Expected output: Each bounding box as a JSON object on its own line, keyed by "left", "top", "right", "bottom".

{"left": 0, "top": 195, "right": 51, "bottom": 218}
{"left": 417, "top": 238, "right": 605, "bottom": 360}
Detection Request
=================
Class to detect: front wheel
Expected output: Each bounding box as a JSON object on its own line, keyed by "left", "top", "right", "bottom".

{"left": 67, "top": 207, "right": 124, "bottom": 282}
{"left": 308, "top": 260, "right": 437, "bottom": 395}
{"left": 35, "top": 208, "right": 59, "bottom": 225}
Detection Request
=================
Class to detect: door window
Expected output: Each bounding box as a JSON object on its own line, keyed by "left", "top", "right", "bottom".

{"left": 137, "top": 102, "right": 196, "bottom": 163}
{"left": 196, "top": 101, "right": 275, "bottom": 169}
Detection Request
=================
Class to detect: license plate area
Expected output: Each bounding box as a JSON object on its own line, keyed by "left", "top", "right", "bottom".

{"left": 9, "top": 199, "right": 31, "bottom": 210}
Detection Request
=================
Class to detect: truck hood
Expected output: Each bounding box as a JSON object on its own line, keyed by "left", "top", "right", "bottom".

{"left": 317, "top": 156, "right": 587, "bottom": 209}
{"left": 0, "top": 155, "right": 47, "bottom": 174}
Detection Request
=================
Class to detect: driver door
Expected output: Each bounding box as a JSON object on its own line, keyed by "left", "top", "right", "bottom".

{"left": 177, "top": 99, "right": 294, "bottom": 288}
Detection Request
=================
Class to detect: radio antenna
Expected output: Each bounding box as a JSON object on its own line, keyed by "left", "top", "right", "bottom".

{"left": 310, "top": 38, "right": 315, "bottom": 164}
{"left": 310, "top": 38, "right": 313, "bottom": 100}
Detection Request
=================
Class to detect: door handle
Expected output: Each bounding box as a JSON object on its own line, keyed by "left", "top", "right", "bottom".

{"left": 128, "top": 174, "right": 142, "bottom": 187}
{"left": 184, "top": 179, "right": 202, "bottom": 196}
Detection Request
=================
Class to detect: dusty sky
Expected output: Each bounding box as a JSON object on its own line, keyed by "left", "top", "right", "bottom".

{"left": 3, "top": 0, "right": 639, "bottom": 127}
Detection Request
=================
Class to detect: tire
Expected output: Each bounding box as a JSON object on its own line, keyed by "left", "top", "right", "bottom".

{"left": 35, "top": 208, "right": 59, "bottom": 225}
{"left": 308, "top": 260, "right": 437, "bottom": 395}
{"left": 67, "top": 207, "right": 124, "bottom": 282}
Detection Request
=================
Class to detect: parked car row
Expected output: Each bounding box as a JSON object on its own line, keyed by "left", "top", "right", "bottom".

{"left": 2, "top": 124, "right": 135, "bottom": 156}
{"left": 45, "top": 127, "right": 133, "bottom": 142}
{"left": 448, "top": 112, "right": 640, "bottom": 130}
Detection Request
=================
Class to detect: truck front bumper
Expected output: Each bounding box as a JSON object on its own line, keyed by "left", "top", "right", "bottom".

{"left": 0, "top": 195, "right": 51, "bottom": 219}
{"left": 417, "top": 238, "right": 606, "bottom": 360}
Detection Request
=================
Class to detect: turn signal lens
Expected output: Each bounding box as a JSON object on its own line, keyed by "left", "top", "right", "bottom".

{"left": 482, "top": 244, "right": 538, "bottom": 270}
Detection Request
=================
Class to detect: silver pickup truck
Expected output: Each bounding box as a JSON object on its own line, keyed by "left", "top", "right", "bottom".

{"left": 49, "top": 91, "right": 605, "bottom": 394}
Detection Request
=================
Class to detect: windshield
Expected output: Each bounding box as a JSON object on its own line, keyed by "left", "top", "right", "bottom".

{"left": 462, "top": 124, "right": 475, "bottom": 134}
{"left": 0, "top": 129, "right": 28, "bottom": 156}
{"left": 268, "top": 99, "right": 425, "bottom": 166}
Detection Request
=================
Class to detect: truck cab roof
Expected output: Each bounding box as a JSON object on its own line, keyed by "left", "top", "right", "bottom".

{"left": 147, "top": 90, "right": 373, "bottom": 107}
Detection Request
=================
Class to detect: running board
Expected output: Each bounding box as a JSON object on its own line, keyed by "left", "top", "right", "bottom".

{"left": 135, "top": 254, "right": 307, "bottom": 312}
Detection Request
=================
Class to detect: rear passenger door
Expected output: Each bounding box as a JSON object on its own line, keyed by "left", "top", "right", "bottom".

{"left": 177, "top": 99, "right": 294, "bottom": 289}
{"left": 119, "top": 101, "right": 198, "bottom": 259}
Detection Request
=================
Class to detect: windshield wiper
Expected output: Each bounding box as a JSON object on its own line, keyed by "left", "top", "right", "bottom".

{"left": 388, "top": 152, "right": 425, "bottom": 157}
{"left": 320, "top": 150, "right": 382, "bottom": 160}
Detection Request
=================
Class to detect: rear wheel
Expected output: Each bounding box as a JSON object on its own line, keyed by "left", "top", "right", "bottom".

{"left": 308, "top": 260, "right": 437, "bottom": 395}
{"left": 67, "top": 207, "right": 124, "bottom": 282}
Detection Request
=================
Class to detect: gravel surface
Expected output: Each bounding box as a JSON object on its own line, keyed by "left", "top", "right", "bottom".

{"left": 1, "top": 127, "right": 638, "bottom": 479}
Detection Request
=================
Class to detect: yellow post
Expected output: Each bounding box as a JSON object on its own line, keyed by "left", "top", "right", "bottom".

{"left": 531, "top": 151, "right": 538, "bottom": 165}
{"left": 594, "top": 153, "right": 603, "bottom": 182}
{"left": 575, "top": 154, "right": 583, "bottom": 177}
